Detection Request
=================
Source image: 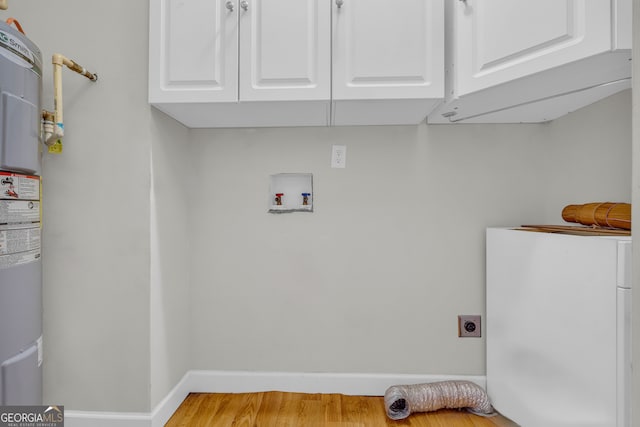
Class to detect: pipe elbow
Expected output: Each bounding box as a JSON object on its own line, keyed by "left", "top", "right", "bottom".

{"left": 43, "top": 123, "right": 63, "bottom": 147}
{"left": 52, "top": 53, "right": 65, "bottom": 66}
{"left": 42, "top": 111, "right": 55, "bottom": 146}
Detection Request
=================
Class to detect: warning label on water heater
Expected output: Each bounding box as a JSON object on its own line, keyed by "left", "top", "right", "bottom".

{"left": 0, "top": 172, "right": 40, "bottom": 224}
{"left": 0, "top": 249, "right": 40, "bottom": 269}
{"left": 0, "top": 224, "right": 40, "bottom": 255}
{"left": 0, "top": 172, "right": 41, "bottom": 268}
{"left": 0, "top": 171, "right": 40, "bottom": 201}
{"left": 0, "top": 199, "right": 40, "bottom": 224}
{"left": 0, "top": 224, "right": 41, "bottom": 269}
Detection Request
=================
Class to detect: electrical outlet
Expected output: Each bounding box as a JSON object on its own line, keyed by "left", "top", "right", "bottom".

{"left": 458, "top": 315, "right": 481, "bottom": 337}
{"left": 331, "top": 145, "right": 346, "bottom": 168}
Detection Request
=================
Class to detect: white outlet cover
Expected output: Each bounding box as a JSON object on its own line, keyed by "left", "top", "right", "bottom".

{"left": 331, "top": 145, "right": 346, "bottom": 168}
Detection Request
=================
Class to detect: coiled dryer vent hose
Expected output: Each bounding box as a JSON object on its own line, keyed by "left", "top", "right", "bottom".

{"left": 384, "top": 380, "right": 495, "bottom": 420}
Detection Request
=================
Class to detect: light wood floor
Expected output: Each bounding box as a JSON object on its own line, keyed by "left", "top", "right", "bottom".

{"left": 165, "top": 392, "right": 519, "bottom": 426}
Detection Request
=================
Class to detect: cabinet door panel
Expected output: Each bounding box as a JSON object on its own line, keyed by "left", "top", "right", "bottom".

{"left": 454, "top": 0, "right": 611, "bottom": 96}
{"left": 332, "top": 0, "right": 444, "bottom": 100}
{"left": 239, "top": 0, "right": 330, "bottom": 101}
{"left": 479, "top": 1, "right": 571, "bottom": 67}
{"left": 150, "top": 0, "right": 238, "bottom": 103}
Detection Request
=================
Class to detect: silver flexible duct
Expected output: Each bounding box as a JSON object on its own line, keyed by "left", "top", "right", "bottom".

{"left": 384, "top": 380, "right": 495, "bottom": 420}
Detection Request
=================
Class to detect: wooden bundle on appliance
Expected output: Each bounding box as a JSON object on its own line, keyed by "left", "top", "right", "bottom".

{"left": 562, "top": 202, "right": 631, "bottom": 230}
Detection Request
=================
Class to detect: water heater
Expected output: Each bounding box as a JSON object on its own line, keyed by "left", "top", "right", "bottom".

{"left": 0, "top": 19, "right": 43, "bottom": 405}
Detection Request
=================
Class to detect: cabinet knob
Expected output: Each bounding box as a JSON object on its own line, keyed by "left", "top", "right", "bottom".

{"left": 240, "top": 0, "right": 248, "bottom": 11}
{"left": 225, "top": 0, "right": 234, "bottom": 12}
{"left": 336, "top": 0, "right": 344, "bottom": 8}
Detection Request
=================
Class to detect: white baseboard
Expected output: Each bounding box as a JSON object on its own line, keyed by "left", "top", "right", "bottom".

{"left": 184, "top": 370, "right": 486, "bottom": 396}
{"left": 65, "top": 370, "right": 487, "bottom": 427}
{"left": 64, "top": 411, "right": 151, "bottom": 427}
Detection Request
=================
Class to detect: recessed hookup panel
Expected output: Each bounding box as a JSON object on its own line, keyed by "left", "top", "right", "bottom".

{"left": 268, "top": 173, "right": 313, "bottom": 213}
{"left": 458, "top": 315, "right": 481, "bottom": 337}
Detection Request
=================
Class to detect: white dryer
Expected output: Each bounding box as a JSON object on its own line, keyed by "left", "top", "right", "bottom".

{"left": 486, "top": 227, "right": 631, "bottom": 427}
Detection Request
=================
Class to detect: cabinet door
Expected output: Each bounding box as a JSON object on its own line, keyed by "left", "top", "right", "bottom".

{"left": 149, "top": 0, "right": 238, "bottom": 103}
{"left": 239, "top": 0, "right": 330, "bottom": 102}
{"left": 453, "top": 0, "right": 613, "bottom": 96}
{"left": 332, "top": 0, "right": 444, "bottom": 100}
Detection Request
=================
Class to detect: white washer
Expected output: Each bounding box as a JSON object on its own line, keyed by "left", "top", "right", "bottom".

{"left": 486, "top": 227, "right": 631, "bottom": 427}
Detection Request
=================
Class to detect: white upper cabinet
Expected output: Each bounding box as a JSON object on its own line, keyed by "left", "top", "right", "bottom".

{"left": 149, "top": 0, "right": 238, "bottom": 104}
{"left": 428, "top": 0, "right": 632, "bottom": 124}
{"left": 456, "top": 0, "right": 609, "bottom": 95}
{"left": 239, "top": 0, "right": 330, "bottom": 102}
{"left": 149, "top": 0, "right": 629, "bottom": 127}
{"left": 149, "top": 0, "right": 445, "bottom": 128}
{"left": 331, "top": 0, "right": 444, "bottom": 125}
{"left": 149, "top": 0, "right": 331, "bottom": 127}
{"left": 332, "top": 0, "right": 443, "bottom": 100}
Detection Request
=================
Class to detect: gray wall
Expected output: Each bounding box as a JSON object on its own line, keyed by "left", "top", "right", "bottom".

{"left": 2, "top": 0, "right": 632, "bottom": 415}
{"left": 150, "top": 110, "right": 190, "bottom": 409}
{"left": 188, "top": 92, "right": 631, "bottom": 375}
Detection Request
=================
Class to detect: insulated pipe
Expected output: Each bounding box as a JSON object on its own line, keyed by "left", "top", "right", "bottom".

{"left": 44, "top": 53, "right": 97, "bottom": 147}
{"left": 384, "top": 380, "right": 495, "bottom": 420}
{"left": 42, "top": 110, "right": 55, "bottom": 147}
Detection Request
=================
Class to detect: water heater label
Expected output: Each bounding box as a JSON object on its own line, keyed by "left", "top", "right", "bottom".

{"left": 0, "top": 224, "right": 40, "bottom": 256}
{"left": 0, "top": 248, "right": 40, "bottom": 269}
{"left": 0, "top": 172, "right": 40, "bottom": 200}
{"left": 0, "top": 173, "right": 41, "bottom": 266}
{"left": 0, "top": 200, "right": 40, "bottom": 224}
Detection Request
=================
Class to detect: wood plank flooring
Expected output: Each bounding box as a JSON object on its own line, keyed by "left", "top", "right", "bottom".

{"left": 165, "top": 392, "right": 519, "bottom": 427}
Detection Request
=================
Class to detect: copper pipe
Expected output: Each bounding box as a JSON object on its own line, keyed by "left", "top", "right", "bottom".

{"left": 53, "top": 53, "right": 98, "bottom": 82}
